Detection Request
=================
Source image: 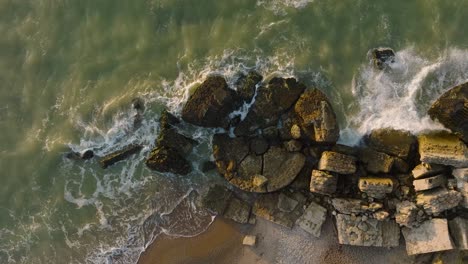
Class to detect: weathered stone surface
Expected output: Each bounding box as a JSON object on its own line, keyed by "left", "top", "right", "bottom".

{"left": 367, "top": 128, "right": 417, "bottom": 160}
{"left": 100, "top": 145, "right": 143, "bottom": 169}
{"left": 395, "top": 201, "right": 424, "bottom": 228}
{"left": 296, "top": 202, "right": 327, "bottom": 237}
{"left": 418, "top": 131, "right": 468, "bottom": 168}
{"left": 428, "top": 82, "right": 468, "bottom": 142}
{"left": 159, "top": 109, "right": 180, "bottom": 130}
{"left": 252, "top": 174, "right": 268, "bottom": 188}
{"left": 413, "top": 174, "right": 446, "bottom": 192}
{"left": 156, "top": 127, "right": 197, "bottom": 156}
{"left": 402, "top": 219, "right": 454, "bottom": 255}
{"left": 262, "top": 146, "right": 306, "bottom": 192}
{"left": 201, "top": 185, "right": 232, "bottom": 215}
{"left": 359, "top": 148, "right": 395, "bottom": 174}
{"left": 146, "top": 145, "right": 191, "bottom": 175}
{"left": 336, "top": 214, "right": 400, "bottom": 247}
{"left": 373, "top": 210, "right": 390, "bottom": 221}
{"left": 242, "top": 235, "right": 257, "bottom": 246}
{"left": 224, "top": 196, "right": 251, "bottom": 224}
{"left": 293, "top": 89, "right": 339, "bottom": 143}
{"left": 235, "top": 77, "right": 305, "bottom": 135}
{"left": 284, "top": 139, "right": 302, "bottom": 152}
{"left": 331, "top": 198, "right": 383, "bottom": 215}
{"left": 318, "top": 151, "right": 357, "bottom": 175}
{"left": 66, "top": 149, "right": 94, "bottom": 160}
{"left": 249, "top": 137, "right": 269, "bottom": 155}
{"left": 358, "top": 177, "right": 393, "bottom": 199}
{"left": 309, "top": 170, "right": 338, "bottom": 195}
{"left": 253, "top": 191, "right": 307, "bottom": 228}
{"left": 416, "top": 188, "right": 462, "bottom": 215}
{"left": 412, "top": 163, "right": 446, "bottom": 179}
{"left": 182, "top": 76, "right": 241, "bottom": 128}
{"left": 453, "top": 168, "right": 468, "bottom": 182}
{"left": 277, "top": 193, "right": 299, "bottom": 213}
{"left": 448, "top": 217, "right": 468, "bottom": 250}
{"left": 212, "top": 133, "right": 249, "bottom": 178}
{"left": 371, "top": 48, "right": 395, "bottom": 70}
{"left": 238, "top": 154, "right": 262, "bottom": 179}
{"left": 236, "top": 71, "right": 263, "bottom": 102}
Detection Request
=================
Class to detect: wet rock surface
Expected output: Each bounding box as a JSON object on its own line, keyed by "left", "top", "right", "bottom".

{"left": 100, "top": 144, "right": 143, "bottom": 169}
{"left": 371, "top": 48, "right": 395, "bottom": 70}
{"left": 418, "top": 131, "right": 468, "bottom": 168}
{"left": 428, "top": 81, "right": 468, "bottom": 142}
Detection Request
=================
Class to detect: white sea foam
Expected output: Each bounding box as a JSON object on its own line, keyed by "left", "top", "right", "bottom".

{"left": 341, "top": 48, "right": 468, "bottom": 145}
{"left": 257, "top": 0, "right": 314, "bottom": 15}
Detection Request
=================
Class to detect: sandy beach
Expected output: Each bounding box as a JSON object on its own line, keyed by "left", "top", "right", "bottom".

{"left": 138, "top": 216, "right": 464, "bottom": 264}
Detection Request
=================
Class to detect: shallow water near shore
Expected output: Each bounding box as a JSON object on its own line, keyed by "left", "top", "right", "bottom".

{"left": 1, "top": 0, "right": 468, "bottom": 263}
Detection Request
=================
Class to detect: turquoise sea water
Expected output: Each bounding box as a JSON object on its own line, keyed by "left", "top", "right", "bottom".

{"left": 1, "top": 0, "right": 468, "bottom": 263}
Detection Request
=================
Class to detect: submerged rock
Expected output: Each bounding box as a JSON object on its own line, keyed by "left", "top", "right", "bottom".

{"left": 146, "top": 145, "right": 191, "bottom": 175}
{"left": 293, "top": 89, "right": 339, "bottom": 143}
{"left": 418, "top": 131, "right": 468, "bottom": 167}
{"left": 66, "top": 149, "right": 94, "bottom": 160}
{"left": 428, "top": 82, "right": 468, "bottom": 142}
{"left": 182, "top": 76, "right": 241, "bottom": 128}
{"left": 371, "top": 48, "right": 395, "bottom": 70}
{"left": 402, "top": 219, "right": 454, "bottom": 255}
{"left": 99, "top": 145, "right": 143, "bottom": 169}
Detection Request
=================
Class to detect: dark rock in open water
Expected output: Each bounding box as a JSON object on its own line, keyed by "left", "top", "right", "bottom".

{"left": 155, "top": 127, "right": 197, "bottom": 156}
{"left": 428, "top": 81, "right": 468, "bottom": 142}
{"left": 100, "top": 145, "right": 143, "bottom": 169}
{"left": 160, "top": 109, "right": 180, "bottom": 130}
{"left": 146, "top": 145, "right": 191, "bottom": 175}
{"left": 371, "top": 48, "right": 395, "bottom": 70}
{"left": 181, "top": 76, "right": 241, "bottom": 129}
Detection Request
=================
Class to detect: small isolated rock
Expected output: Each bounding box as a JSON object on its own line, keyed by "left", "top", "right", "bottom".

{"left": 413, "top": 174, "right": 446, "bottom": 191}
{"left": 448, "top": 217, "right": 468, "bottom": 250}
{"left": 358, "top": 177, "right": 393, "bottom": 199}
{"left": 318, "top": 151, "right": 357, "bottom": 175}
{"left": 242, "top": 235, "right": 256, "bottom": 246}
{"left": 373, "top": 210, "right": 389, "bottom": 221}
{"left": 402, "top": 219, "right": 454, "bottom": 255}
{"left": 416, "top": 188, "right": 462, "bottom": 215}
{"left": 224, "top": 197, "right": 251, "bottom": 224}
{"left": 310, "top": 170, "right": 338, "bottom": 195}
{"left": 296, "top": 202, "right": 327, "bottom": 237}
{"left": 290, "top": 124, "right": 302, "bottom": 139}
{"left": 418, "top": 131, "right": 468, "bottom": 168}
{"left": 371, "top": 48, "right": 395, "bottom": 70}
{"left": 359, "top": 148, "right": 395, "bottom": 174}
{"left": 412, "top": 163, "right": 446, "bottom": 179}
{"left": 100, "top": 145, "right": 143, "bottom": 169}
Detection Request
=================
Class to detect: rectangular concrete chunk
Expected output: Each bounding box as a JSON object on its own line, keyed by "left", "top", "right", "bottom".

{"left": 416, "top": 188, "right": 462, "bottom": 215}
{"left": 402, "top": 219, "right": 454, "bottom": 255}
{"left": 296, "top": 202, "right": 327, "bottom": 237}
{"left": 413, "top": 174, "right": 446, "bottom": 191}
{"left": 418, "top": 132, "right": 468, "bottom": 168}
{"left": 310, "top": 170, "right": 338, "bottom": 195}
{"left": 358, "top": 177, "right": 393, "bottom": 199}
{"left": 318, "top": 151, "right": 357, "bottom": 175}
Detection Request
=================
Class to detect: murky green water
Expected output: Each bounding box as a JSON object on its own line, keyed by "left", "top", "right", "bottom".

{"left": 1, "top": 0, "right": 468, "bottom": 262}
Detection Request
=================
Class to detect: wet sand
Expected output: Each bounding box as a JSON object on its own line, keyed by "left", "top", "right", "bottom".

{"left": 138, "top": 217, "right": 462, "bottom": 264}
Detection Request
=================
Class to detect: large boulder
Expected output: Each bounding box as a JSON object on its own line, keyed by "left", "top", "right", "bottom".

{"left": 235, "top": 77, "right": 305, "bottom": 136}
{"left": 293, "top": 89, "right": 340, "bottom": 143}
{"left": 428, "top": 82, "right": 468, "bottom": 142}
{"left": 146, "top": 145, "right": 191, "bottom": 175}
{"left": 366, "top": 128, "right": 417, "bottom": 160}
{"left": 182, "top": 76, "right": 241, "bottom": 128}
{"left": 235, "top": 71, "right": 263, "bottom": 102}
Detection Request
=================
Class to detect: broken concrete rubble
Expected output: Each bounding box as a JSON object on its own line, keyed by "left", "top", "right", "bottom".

{"left": 402, "top": 219, "right": 454, "bottom": 255}
{"left": 412, "top": 163, "right": 447, "bottom": 179}
{"left": 309, "top": 170, "right": 338, "bottom": 195}
{"left": 413, "top": 174, "right": 446, "bottom": 191}
{"left": 395, "top": 201, "right": 424, "bottom": 228}
{"left": 416, "top": 188, "right": 462, "bottom": 215}
{"left": 224, "top": 196, "right": 251, "bottom": 224}
{"left": 335, "top": 214, "right": 399, "bottom": 247}
{"left": 296, "top": 202, "right": 327, "bottom": 237}
{"left": 318, "top": 151, "right": 357, "bottom": 175}
{"left": 366, "top": 128, "right": 416, "bottom": 160}
{"left": 253, "top": 191, "right": 306, "bottom": 228}
{"left": 331, "top": 198, "right": 383, "bottom": 215}
{"left": 358, "top": 177, "right": 393, "bottom": 199}
{"left": 359, "top": 148, "right": 395, "bottom": 174}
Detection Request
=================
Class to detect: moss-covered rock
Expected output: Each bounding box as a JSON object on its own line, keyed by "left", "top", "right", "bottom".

{"left": 145, "top": 145, "right": 191, "bottom": 175}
